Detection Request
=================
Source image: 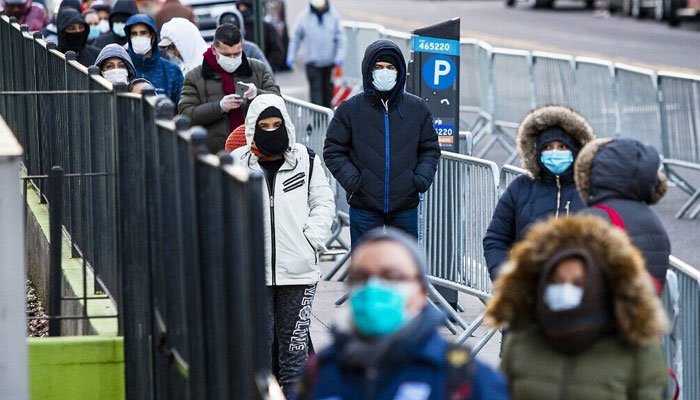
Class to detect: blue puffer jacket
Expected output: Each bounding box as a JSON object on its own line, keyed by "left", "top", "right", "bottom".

{"left": 324, "top": 40, "right": 441, "bottom": 213}
{"left": 296, "top": 306, "right": 509, "bottom": 400}
{"left": 125, "top": 14, "right": 183, "bottom": 104}
{"left": 483, "top": 106, "right": 595, "bottom": 279}
{"left": 575, "top": 138, "right": 670, "bottom": 287}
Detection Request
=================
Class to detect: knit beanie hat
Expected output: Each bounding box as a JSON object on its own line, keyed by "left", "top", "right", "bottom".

{"left": 536, "top": 127, "right": 580, "bottom": 154}
{"left": 257, "top": 106, "right": 284, "bottom": 122}
{"left": 374, "top": 51, "right": 399, "bottom": 70}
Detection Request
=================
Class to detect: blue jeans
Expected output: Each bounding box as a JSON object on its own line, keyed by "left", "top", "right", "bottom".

{"left": 349, "top": 207, "right": 418, "bottom": 248}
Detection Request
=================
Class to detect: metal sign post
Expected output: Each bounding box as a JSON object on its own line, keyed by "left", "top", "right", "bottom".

{"left": 408, "top": 18, "right": 461, "bottom": 153}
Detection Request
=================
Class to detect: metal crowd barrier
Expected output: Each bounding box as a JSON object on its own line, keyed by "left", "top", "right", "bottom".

{"left": 341, "top": 20, "right": 700, "bottom": 219}
{"left": 499, "top": 164, "right": 528, "bottom": 195}
{"left": 664, "top": 256, "right": 700, "bottom": 400}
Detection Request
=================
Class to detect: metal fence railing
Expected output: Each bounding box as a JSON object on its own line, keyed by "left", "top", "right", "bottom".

{"left": 341, "top": 20, "right": 700, "bottom": 219}
{"left": 0, "top": 15, "right": 275, "bottom": 400}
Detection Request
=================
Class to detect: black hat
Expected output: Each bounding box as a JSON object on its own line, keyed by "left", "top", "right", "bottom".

{"left": 536, "top": 127, "right": 579, "bottom": 153}
{"left": 257, "top": 106, "right": 283, "bottom": 122}
{"left": 375, "top": 52, "right": 399, "bottom": 69}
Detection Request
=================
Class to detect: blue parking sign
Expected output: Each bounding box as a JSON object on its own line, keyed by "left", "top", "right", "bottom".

{"left": 421, "top": 55, "right": 457, "bottom": 91}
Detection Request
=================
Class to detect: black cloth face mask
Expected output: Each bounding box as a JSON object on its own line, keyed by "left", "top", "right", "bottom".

{"left": 64, "top": 31, "right": 87, "bottom": 52}
{"left": 254, "top": 125, "right": 289, "bottom": 156}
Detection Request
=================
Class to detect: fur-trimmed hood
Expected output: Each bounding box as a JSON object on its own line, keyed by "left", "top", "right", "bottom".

{"left": 517, "top": 106, "right": 595, "bottom": 178}
{"left": 485, "top": 215, "right": 667, "bottom": 346}
{"left": 575, "top": 138, "right": 667, "bottom": 206}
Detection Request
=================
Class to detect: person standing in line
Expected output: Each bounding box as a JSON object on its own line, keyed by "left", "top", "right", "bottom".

{"left": 286, "top": 0, "right": 344, "bottom": 108}
{"left": 94, "top": 42, "right": 136, "bottom": 85}
{"left": 1, "top": 0, "right": 48, "bottom": 31}
{"left": 217, "top": 10, "right": 273, "bottom": 75}
{"left": 92, "top": 0, "right": 138, "bottom": 50}
{"left": 178, "top": 24, "right": 280, "bottom": 154}
{"left": 230, "top": 94, "right": 335, "bottom": 399}
{"left": 124, "top": 14, "right": 183, "bottom": 104}
{"left": 295, "top": 228, "right": 509, "bottom": 400}
{"left": 574, "top": 137, "right": 671, "bottom": 294}
{"left": 323, "top": 39, "right": 440, "bottom": 247}
{"left": 158, "top": 17, "right": 208, "bottom": 75}
{"left": 56, "top": 7, "right": 100, "bottom": 66}
{"left": 483, "top": 105, "right": 595, "bottom": 280}
{"left": 486, "top": 215, "right": 669, "bottom": 400}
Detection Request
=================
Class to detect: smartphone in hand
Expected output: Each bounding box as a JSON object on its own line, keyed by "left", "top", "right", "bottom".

{"left": 236, "top": 81, "right": 250, "bottom": 95}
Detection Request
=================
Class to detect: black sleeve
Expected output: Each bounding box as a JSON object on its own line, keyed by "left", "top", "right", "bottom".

{"left": 483, "top": 179, "right": 520, "bottom": 279}
{"left": 323, "top": 103, "right": 361, "bottom": 194}
{"left": 413, "top": 105, "right": 441, "bottom": 192}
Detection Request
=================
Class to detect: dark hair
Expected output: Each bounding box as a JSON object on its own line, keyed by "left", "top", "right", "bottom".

{"left": 213, "top": 23, "right": 242, "bottom": 47}
{"left": 127, "top": 78, "right": 153, "bottom": 92}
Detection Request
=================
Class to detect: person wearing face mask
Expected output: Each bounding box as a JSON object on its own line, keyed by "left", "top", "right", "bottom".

{"left": 92, "top": 0, "right": 138, "bottom": 50}
{"left": 286, "top": 0, "right": 344, "bottom": 108}
{"left": 324, "top": 40, "right": 441, "bottom": 247}
{"left": 94, "top": 43, "right": 136, "bottom": 85}
{"left": 217, "top": 10, "right": 273, "bottom": 75}
{"left": 124, "top": 14, "right": 183, "bottom": 104}
{"left": 178, "top": 24, "right": 280, "bottom": 154}
{"left": 230, "top": 94, "right": 335, "bottom": 399}
{"left": 158, "top": 18, "right": 207, "bottom": 75}
{"left": 82, "top": 9, "right": 101, "bottom": 43}
{"left": 235, "top": 0, "right": 286, "bottom": 71}
{"left": 486, "top": 215, "right": 668, "bottom": 400}
{"left": 90, "top": 0, "right": 110, "bottom": 23}
{"left": 575, "top": 138, "right": 671, "bottom": 294}
{"left": 56, "top": 7, "right": 100, "bottom": 66}
{"left": 1, "top": 0, "right": 49, "bottom": 31}
{"left": 41, "top": 0, "right": 81, "bottom": 44}
{"left": 483, "top": 106, "right": 595, "bottom": 280}
{"left": 295, "top": 228, "right": 508, "bottom": 400}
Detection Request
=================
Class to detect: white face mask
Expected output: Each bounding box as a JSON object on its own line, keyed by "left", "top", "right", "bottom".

{"left": 131, "top": 36, "right": 152, "bottom": 55}
{"left": 112, "top": 22, "right": 126, "bottom": 37}
{"left": 544, "top": 283, "right": 584, "bottom": 311}
{"left": 98, "top": 19, "right": 110, "bottom": 33}
{"left": 102, "top": 68, "right": 129, "bottom": 84}
{"left": 310, "top": 0, "right": 326, "bottom": 8}
{"left": 372, "top": 68, "right": 398, "bottom": 92}
{"left": 217, "top": 53, "right": 242, "bottom": 73}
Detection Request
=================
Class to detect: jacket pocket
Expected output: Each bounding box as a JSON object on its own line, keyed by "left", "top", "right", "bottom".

{"left": 304, "top": 234, "right": 318, "bottom": 265}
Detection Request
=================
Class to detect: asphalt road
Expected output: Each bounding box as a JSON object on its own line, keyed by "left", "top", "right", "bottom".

{"left": 285, "top": 0, "right": 700, "bottom": 73}
{"left": 280, "top": 0, "right": 699, "bottom": 266}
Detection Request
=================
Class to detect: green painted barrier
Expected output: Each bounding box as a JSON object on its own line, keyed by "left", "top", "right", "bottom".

{"left": 29, "top": 336, "right": 124, "bottom": 400}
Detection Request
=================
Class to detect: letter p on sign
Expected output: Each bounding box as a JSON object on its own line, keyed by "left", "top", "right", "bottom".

{"left": 434, "top": 59, "right": 451, "bottom": 86}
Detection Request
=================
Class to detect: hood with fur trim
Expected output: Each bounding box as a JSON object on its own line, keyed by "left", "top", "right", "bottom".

{"left": 517, "top": 106, "right": 595, "bottom": 179}
{"left": 575, "top": 138, "right": 667, "bottom": 206}
{"left": 485, "top": 215, "right": 667, "bottom": 346}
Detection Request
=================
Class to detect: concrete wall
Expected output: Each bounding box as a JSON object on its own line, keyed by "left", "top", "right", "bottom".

{"left": 28, "top": 336, "right": 125, "bottom": 400}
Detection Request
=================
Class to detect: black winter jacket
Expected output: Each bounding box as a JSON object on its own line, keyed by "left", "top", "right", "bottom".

{"left": 483, "top": 106, "right": 595, "bottom": 279}
{"left": 575, "top": 138, "right": 670, "bottom": 287}
{"left": 323, "top": 40, "right": 440, "bottom": 213}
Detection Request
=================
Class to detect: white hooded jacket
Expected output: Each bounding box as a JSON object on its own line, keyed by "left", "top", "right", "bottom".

{"left": 231, "top": 94, "right": 335, "bottom": 286}
{"left": 160, "top": 17, "right": 208, "bottom": 74}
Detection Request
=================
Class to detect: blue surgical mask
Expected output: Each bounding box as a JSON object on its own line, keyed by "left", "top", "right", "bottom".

{"left": 88, "top": 25, "right": 101, "bottom": 41}
{"left": 112, "top": 22, "right": 126, "bottom": 38}
{"left": 372, "top": 68, "right": 397, "bottom": 92}
{"left": 541, "top": 149, "right": 573, "bottom": 175}
{"left": 350, "top": 278, "right": 414, "bottom": 336}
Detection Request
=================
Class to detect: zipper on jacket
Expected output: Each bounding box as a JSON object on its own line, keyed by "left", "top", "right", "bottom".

{"left": 263, "top": 174, "right": 278, "bottom": 285}
{"left": 555, "top": 175, "right": 562, "bottom": 219}
{"left": 565, "top": 200, "right": 571, "bottom": 216}
{"left": 305, "top": 236, "right": 318, "bottom": 264}
{"left": 557, "top": 357, "right": 575, "bottom": 400}
{"left": 382, "top": 99, "right": 390, "bottom": 214}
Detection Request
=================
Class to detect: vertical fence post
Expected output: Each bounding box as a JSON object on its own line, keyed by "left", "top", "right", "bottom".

{"left": 48, "top": 165, "right": 64, "bottom": 336}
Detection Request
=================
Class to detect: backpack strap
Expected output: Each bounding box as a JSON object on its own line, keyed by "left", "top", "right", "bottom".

{"left": 307, "top": 147, "right": 315, "bottom": 195}
{"left": 593, "top": 203, "right": 625, "bottom": 230}
{"left": 445, "top": 342, "right": 475, "bottom": 400}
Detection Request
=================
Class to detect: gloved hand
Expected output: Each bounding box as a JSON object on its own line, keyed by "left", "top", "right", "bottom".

{"left": 286, "top": 57, "right": 295, "bottom": 69}
{"left": 219, "top": 94, "right": 243, "bottom": 113}
{"left": 243, "top": 83, "right": 258, "bottom": 100}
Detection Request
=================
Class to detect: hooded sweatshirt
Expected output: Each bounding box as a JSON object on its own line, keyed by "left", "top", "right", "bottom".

{"left": 287, "top": 1, "right": 344, "bottom": 68}
{"left": 324, "top": 39, "right": 441, "bottom": 214}
{"left": 92, "top": 0, "right": 138, "bottom": 49}
{"left": 125, "top": 14, "right": 183, "bottom": 104}
{"left": 483, "top": 106, "right": 595, "bottom": 279}
{"left": 57, "top": 8, "right": 100, "bottom": 67}
{"left": 575, "top": 138, "right": 670, "bottom": 287}
{"left": 231, "top": 94, "right": 335, "bottom": 286}
{"left": 94, "top": 43, "right": 137, "bottom": 81}
{"left": 159, "top": 18, "right": 207, "bottom": 75}
{"left": 216, "top": 10, "right": 273, "bottom": 75}
{"left": 2, "top": 0, "right": 49, "bottom": 31}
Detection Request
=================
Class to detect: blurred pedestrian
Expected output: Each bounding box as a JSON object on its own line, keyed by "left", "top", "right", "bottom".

{"left": 230, "top": 94, "right": 335, "bottom": 399}
{"left": 217, "top": 10, "right": 272, "bottom": 74}
{"left": 324, "top": 39, "right": 440, "bottom": 246}
{"left": 41, "top": 0, "right": 81, "bottom": 44}
{"left": 124, "top": 14, "right": 183, "bottom": 103}
{"left": 287, "top": 0, "right": 344, "bottom": 108}
{"left": 154, "top": 0, "right": 194, "bottom": 31}
{"left": 575, "top": 137, "right": 671, "bottom": 294}
{"left": 236, "top": 0, "right": 285, "bottom": 71}
{"left": 486, "top": 215, "right": 668, "bottom": 400}
{"left": 483, "top": 106, "right": 595, "bottom": 280}
{"left": 82, "top": 9, "right": 101, "bottom": 43}
{"left": 92, "top": 0, "right": 138, "bottom": 50}
{"left": 128, "top": 77, "right": 154, "bottom": 94}
{"left": 90, "top": 0, "right": 110, "bottom": 22}
{"left": 295, "top": 228, "right": 509, "bottom": 400}
{"left": 158, "top": 17, "right": 207, "bottom": 74}
{"left": 56, "top": 7, "right": 99, "bottom": 66}
{"left": 178, "top": 24, "right": 280, "bottom": 153}
{"left": 2, "top": 0, "right": 49, "bottom": 31}
{"left": 94, "top": 42, "right": 136, "bottom": 85}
